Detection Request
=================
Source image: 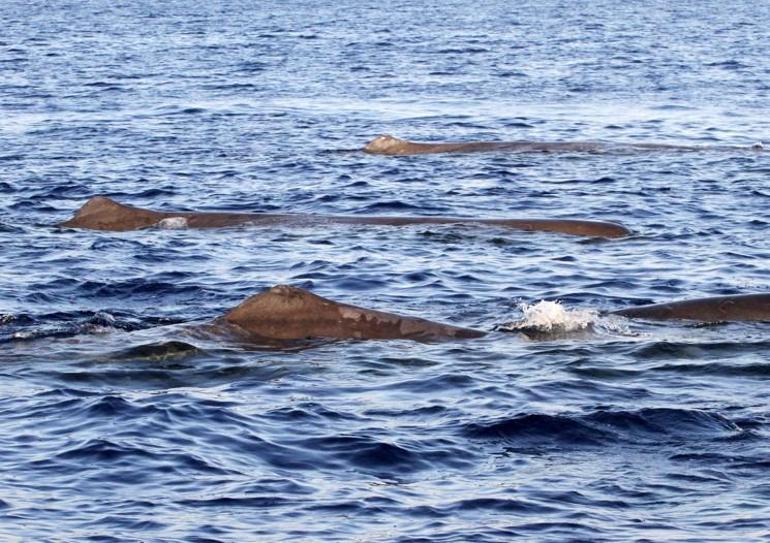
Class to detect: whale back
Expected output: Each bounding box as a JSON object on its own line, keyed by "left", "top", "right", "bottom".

{"left": 362, "top": 134, "right": 606, "bottom": 155}
{"left": 219, "top": 285, "right": 484, "bottom": 341}
{"left": 362, "top": 135, "right": 766, "bottom": 156}
{"left": 612, "top": 293, "right": 770, "bottom": 322}
{"left": 363, "top": 135, "right": 413, "bottom": 155}
{"left": 363, "top": 134, "right": 490, "bottom": 155}
{"left": 60, "top": 196, "right": 164, "bottom": 231}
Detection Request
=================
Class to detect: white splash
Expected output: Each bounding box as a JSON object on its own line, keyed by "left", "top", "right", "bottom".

{"left": 157, "top": 217, "right": 189, "bottom": 229}
{"left": 498, "top": 300, "right": 597, "bottom": 335}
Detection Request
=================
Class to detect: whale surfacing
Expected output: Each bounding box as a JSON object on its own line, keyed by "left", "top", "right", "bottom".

{"left": 60, "top": 196, "right": 166, "bottom": 231}
{"left": 363, "top": 135, "right": 604, "bottom": 155}
{"left": 363, "top": 135, "right": 766, "bottom": 156}
{"left": 58, "top": 196, "right": 279, "bottom": 232}
{"left": 216, "top": 289, "right": 770, "bottom": 344}
{"left": 611, "top": 293, "right": 770, "bottom": 323}
{"left": 216, "top": 285, "right": 485, "bottom": 341}
{"left": 59, "top": 196, "right": 631, "bottom": 238}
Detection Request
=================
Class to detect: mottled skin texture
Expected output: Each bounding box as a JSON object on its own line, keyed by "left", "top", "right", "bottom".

{"left": 363, "top": 135, "right": 765, "bottom": 156}
{"left": 59, "top": 196, "right": 286, "bottom": 231}
{"left": 216, "top": 285, "right": 485, "bottom": 341}
{"left": 59, "top": 196, "right": 632, "bottom": 238}
{"left": 218, "top": 289, "right": 770, "bottom": 343}
{"left": 611, "top": 294, "right": 770, "bottom": 322}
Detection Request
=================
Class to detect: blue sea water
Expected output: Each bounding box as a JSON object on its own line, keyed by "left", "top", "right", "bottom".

{"left": 1, "top": 0, "right": 769, "bottom": 541}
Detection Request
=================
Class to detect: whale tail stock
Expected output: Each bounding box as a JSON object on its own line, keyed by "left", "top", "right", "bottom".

{"left": 481, "top": 218, "right": 630, "bottom": 239}
{"left": 610, "top": 293, "right": 770, "bottom": 322}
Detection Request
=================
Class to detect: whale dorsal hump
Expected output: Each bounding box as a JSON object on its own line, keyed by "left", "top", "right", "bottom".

{"left": 227, "top": 285, "right": 331, "bottom": 320}
{"left": 60, "top": 195, "right": 161, "bottom": 231}
{"left": 79, "top": 195, "right": 125, "bottom": 214}
{"left": 221, "top": 285, "right": 348, "bottom": 338}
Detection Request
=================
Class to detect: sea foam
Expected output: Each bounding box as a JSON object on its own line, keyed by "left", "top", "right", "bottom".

{"left": 497, "top": 300, "right": 597, "bottom": 336}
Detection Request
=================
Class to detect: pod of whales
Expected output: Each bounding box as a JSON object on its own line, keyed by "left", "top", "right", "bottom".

{"left": 59, "top": 196, "right": 631, "bottom": 238}
{"left": 610, "top": 293, "right": 770, "bottom": 323}
{"left": 216, "top": 289, "right": 769, "bottom": 343}
{"left": 363, "top": 134, "right": 766, "bottom": 156}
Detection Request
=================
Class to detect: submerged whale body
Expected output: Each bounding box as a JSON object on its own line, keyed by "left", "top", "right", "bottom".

{"left": 215, "top": 285, "right": 485, "bottom": 341}
{"left": 363, "top": 135, "right": 766, "bottom": 156}
{"left": 610, "top": 293, "right": 770, "bottom": 323}
{"left": 59, "top": 196, "right": 631, "bottom": 238}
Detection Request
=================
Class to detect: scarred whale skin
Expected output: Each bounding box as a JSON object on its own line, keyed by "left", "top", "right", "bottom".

{"left": 59, "top": 196, "right": 632, "bottom": 238}
{"left": 363, "top": 134, "right": 766, "bottom": 156}
{"left": 215, "top": 285, "right": 485, "bottom": 341}
{"left": 611, "top": 293, "right": 770, "bottom": 322}
{"left": 217, "top": 289, "right": 770, "bottom": 343}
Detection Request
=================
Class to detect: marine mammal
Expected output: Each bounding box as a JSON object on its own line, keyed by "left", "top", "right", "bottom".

{"left": 59, "top": 196, "right": 632, "bottom": 238}
{"left": 610, "top": 293, "right": 770, "bottom": 322}
{"left": 214, "top": 284, "right": 485, "bottom": 341}
{"left": 363, "top": 135, "right": 766, "bottom": 156}
{"left": 216, "top": 289, "right": 770, "bottom": 343}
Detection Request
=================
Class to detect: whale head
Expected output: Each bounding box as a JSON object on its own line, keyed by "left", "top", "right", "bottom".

{"left": 363, "top": 134, "right": 410, "bottom": 155}
{"left": 220, "top": 285, "right": 366, "bottom": 340}
{"left": 59, "top": 196, "right": 164, "bottom": 231}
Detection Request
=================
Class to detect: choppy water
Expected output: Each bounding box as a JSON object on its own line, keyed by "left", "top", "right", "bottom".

{"left": 1, "top": 0, "right": 769, "bottom": 541}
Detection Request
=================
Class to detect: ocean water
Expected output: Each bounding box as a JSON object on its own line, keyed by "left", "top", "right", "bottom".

{"left": 1, "top": 0, "right": 769, "bottom": 541}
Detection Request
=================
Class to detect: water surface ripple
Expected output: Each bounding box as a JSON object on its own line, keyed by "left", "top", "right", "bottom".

{"left": 1, "top": 0, "right": 769, "bottom": 541}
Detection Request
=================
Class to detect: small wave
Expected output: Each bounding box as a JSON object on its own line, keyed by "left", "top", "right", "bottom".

{"left": 178, "top": 496, "right": 293, "bottom": 508}
{"left": 437, "top": 47, "right": 490, "bottom": 54}
{"left": 648, "top": 360, "right": 770, "bottom": 378}
{"left": 0, "top": 311, "right": 179, "bottom": 344}
{"left": 631, "top": 339, "right": 770, "bottom": 361}
{"left": 705, "top": 60, "right": 750, "bottom": 70}
{"left": 464, "top": 412, "right": 611, "bottom": 446}
{"left": 44, "top": 437, "right": 234, "bottom": 478}
{"left": 289, "top": 432, "right": 475, "bottom": 476}
{"left": 2, "top": 311, "right": 120, "bottom": 343}
{"left": 0, "top": 221, "right": 24, "bottom": 233}
{"left": 0, "top": 313, "right": 17, "bottom": 325}
{"left": 359, "top": 200, "right": 438, "bottom": 212}
{"left": 464, "top": 408, "right": 741, "bottom": 449}
{"left": 109, "top": 341, "right": 201, "bottom": 361}
{"left": 444, "top": 497, "right": 556, "bottom": 515}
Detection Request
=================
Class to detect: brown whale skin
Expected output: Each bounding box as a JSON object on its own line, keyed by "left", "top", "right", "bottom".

{"left": 215, "top": 285, "right": 486, "bottom": 341}
{"left": 59, "top": 196, "right": 631, "bottom": 238}
{"left": 611, "top": 293, "right": 770, "bottom": 322}
{"left": 363, "top": 134, "right": 765, "bottom": 156}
